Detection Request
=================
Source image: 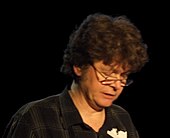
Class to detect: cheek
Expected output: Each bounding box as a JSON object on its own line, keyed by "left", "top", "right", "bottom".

{"left": 84, "top": 75, "right": 103, "bottom": 98}
{"left": 89, "top": 70, "right": 102, "bottom": 86}
{"left": 88, "top": 77, "right": 103, "bottom": 92}
{"left": 84, "top": 69, "right": 99, "bottom": 86}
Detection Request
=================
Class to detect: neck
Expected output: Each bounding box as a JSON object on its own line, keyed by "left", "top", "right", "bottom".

{"left": 69, "top": 81, "right": 104, "bottom": 114}
{"left": 69, "top": 81, "right": 106, "bottom": 132}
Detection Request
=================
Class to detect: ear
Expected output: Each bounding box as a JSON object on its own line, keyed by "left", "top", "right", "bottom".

{"left": 73, "top": 66, "right": 82, "bottom": 76}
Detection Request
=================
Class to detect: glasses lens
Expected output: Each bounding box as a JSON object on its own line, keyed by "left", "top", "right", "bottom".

{"left": 92, "top": 65, "right": 133, "bottom": 87}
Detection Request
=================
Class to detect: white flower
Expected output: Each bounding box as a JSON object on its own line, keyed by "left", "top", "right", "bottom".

{"left": 107, "top": 128, "right": 127, "bottom": 138}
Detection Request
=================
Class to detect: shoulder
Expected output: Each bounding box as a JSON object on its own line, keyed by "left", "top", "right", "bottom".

{"left": 12, "top": 87, "right": 70, "bottom": 122}
{"left": 11, "top": 94, "right": 61, "bottom": 123}
{"left": 6, "top": 94, "right": 62, "bottom": 129}
{"left": 3, "top": 93, "right": 64, "bottom": 137}
{"left": 19, "top": 94, "right": 61, "bottom": 113}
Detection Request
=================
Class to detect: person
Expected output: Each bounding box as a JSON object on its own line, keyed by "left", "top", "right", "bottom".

{"left": 3, "top": 13, "right": 149, "bottom": 138}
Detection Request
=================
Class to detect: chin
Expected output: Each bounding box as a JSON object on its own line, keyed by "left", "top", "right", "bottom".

{"left": 99, "top": 100, "right": 113, "bottom": 107}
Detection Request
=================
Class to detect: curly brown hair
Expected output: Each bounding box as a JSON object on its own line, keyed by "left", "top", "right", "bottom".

{"left": 60, "top": 13, "right": 149, "bottom": 78}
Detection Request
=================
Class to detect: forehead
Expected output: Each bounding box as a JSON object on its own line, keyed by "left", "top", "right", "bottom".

{"left": 94, "top": 60, "right": 130, "bottom": 73}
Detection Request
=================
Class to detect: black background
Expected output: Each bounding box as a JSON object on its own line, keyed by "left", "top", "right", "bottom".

{"left": 1, "top": 2, "right": 168, "bottom": 137}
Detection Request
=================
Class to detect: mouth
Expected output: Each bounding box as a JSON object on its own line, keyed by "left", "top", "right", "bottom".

{"left": 103, "top": 92, "right": 116, "bottom": 99}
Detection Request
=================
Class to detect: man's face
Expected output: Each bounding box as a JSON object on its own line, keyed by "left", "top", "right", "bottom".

{"left": 77, "top": 60, "right": 130, "bottom": 110}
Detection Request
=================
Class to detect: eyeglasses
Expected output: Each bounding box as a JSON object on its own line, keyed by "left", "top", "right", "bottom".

{"left": 91, "top": 65, "right": 133, "bottom": 87}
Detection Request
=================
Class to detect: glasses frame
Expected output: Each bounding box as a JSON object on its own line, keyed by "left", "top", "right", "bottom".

{"left": 91, "top": 65, "right": 133, "bottom": 87}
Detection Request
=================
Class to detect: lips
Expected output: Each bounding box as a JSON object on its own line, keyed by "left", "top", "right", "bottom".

{"left": 103, "top": 92, "right": 116, "bottom": 99}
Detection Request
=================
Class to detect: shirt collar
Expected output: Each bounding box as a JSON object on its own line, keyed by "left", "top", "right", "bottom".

{"left": 59, "top": 86, "right": 83, "bottom": 129}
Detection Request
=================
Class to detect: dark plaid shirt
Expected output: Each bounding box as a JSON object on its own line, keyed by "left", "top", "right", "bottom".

{"left": 3, "top": 87, "right": 139, "bottom": 138}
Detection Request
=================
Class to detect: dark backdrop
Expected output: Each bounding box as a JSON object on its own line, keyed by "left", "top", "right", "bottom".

{"left": 1, "top": 3, "right": 168, "bottom": 138}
